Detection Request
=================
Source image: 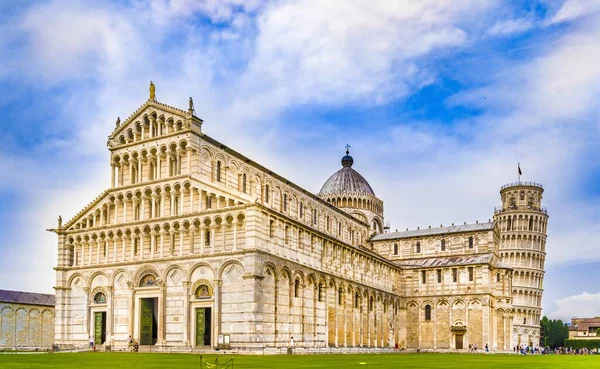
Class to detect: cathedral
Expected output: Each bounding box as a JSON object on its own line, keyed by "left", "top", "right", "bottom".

{"left": 52, "top": 86, "right": 547, "bottom": 352}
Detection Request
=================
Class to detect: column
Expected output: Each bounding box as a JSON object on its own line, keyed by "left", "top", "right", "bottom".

{"left": 151, "top": 196, "right": 156, "bottom": 219}
{"left": 180, "top": 192, "right": 184, "bottom": 215}
{"left": 176, "top": 149, "right": 181, "bottom": 175}
{"left": 140, "top": 196, "right": 145, "bottom": 221}
{"left": 107, "top": 286, "right": 114, "bottom": 346}
{"left": 160, "top": 231, "right": 165, "bottom": 258}
{"left": 130, "top": 236, "right": 135, "bottom": 260}
{"left": 179, "top": 230, "right": 184, "bottom": 256}
{"left": 111, "top": 165, "right": 116, "bottom": 188}
{"left": 138, "top": 159, "right": 142, "bottom": 184}
{"left": 150, "top": 232, "right": 156, "bottom": 259}
{"left": 121, "top": 236, "right": 126, "bottom": 261}
{"left": 129, "top": 161, "right": 133, "bottom": 184}
{"left": 189, "top": 228, "right": 195, "bottom": 254}
{"left": 213, "top": 279, "right": 222, "bottom": 347}
{"left": 113, "top": 201, "right": 119, "bottom": 224}
{"left": 157, "top": 282, "right": 167, "bottom": 345}
{"left": 186, "top": 149, "right": 191, "bottom": 175}
{"left": 128, "top": 285, "right": 135, "bottom": 339}
{"left": 100, "top": 207, "right": 105, "bottom": 226}
{"left": 83, "top": 287, "right": 91, "bottom": 336}
{"left": 200, "top": 227, "right": 206, "bottom": 254}
{"left": 112, "top": 237, "right": 117, "bottom": 263}
{"left": 170, "top": 193, "right": 175, "bottom": 216}
{"left": 211, "top": 225, "right": 216, "bottom": 252}
{"left": 157, "top": 154, "right": 162, "bottom": 180}
{"left": 182, "top": 281, "right": 191, "bottom": 346}
{"left": 140, "top": 235, "right": 145, "bottom": 261}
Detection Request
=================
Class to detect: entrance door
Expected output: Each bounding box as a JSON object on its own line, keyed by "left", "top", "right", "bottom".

{"left": 140, "top": 298, "right": 158, "bottom": 345}
{"left": 196, "top": 308, "right": 212, "bottom": 346}
{"left": 455, "top": 334, "right": 464, "bottom": 349}
{"left": 94, "top": 312, "right": 106, "bottom": 345}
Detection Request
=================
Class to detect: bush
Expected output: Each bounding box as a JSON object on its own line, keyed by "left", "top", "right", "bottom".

{"left": 564, "top": 339, "right": 600, "bottom": 349}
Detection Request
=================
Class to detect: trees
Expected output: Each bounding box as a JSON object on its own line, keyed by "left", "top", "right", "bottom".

{"left": 540, "top": 316, "right": 569, "bottom": 348}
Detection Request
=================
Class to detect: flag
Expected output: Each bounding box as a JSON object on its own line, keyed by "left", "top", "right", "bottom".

{"left": 518, "top": 163, "right": 522, "bottom": 176}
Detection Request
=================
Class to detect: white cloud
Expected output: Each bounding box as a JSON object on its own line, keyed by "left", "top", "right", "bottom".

{"left": 487, "top": 18, "right": 534, "bottom": 36}
{"left": 550, "top": 0, "right": 600, "bottom": 25}
{"left": 548, "top": 292, "right": 600, "bottom": 321}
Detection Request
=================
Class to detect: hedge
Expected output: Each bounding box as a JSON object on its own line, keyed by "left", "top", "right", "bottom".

{"left": 564, "top": 339, "right": 600, "bottom": 349}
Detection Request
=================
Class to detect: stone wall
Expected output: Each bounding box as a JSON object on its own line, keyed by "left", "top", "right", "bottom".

{"left": 0, "top": 302, "right": 54, "bottom": 348}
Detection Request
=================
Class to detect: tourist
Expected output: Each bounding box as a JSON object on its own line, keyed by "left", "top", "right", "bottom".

{"left": 89, "top": 335, "right": 94, "bottom": 349}
{"left": 485, "top": 343, "right": 489, "bottom": 352}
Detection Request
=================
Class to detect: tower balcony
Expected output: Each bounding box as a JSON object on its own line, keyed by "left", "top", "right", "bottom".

{"left": 494, "top": 206, "right": 547, "bottom": 215}
{"left": 500, "top": 181, "right": 544, "bottom": 191}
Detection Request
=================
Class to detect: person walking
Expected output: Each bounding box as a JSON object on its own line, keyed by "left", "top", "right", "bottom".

{"left": 89, "top": 335, "right": 95, "bottom": 350}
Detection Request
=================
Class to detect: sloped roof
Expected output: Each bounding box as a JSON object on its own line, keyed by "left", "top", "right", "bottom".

{"left": 394, "top": 253, "right": 509, "bottom": 269}
{"left": 371, "top": 222, "right": 494, "bottom": 241}
{"left": 0, "top": 289, "right": 55, "bottom": 307}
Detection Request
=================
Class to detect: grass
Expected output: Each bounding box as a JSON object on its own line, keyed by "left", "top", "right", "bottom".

{"left": 0, "top": 352, "right": 597, "bottom": 369}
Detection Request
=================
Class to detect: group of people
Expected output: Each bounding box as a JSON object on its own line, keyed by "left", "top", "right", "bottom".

{"left": 540, "top": 346, "right": 600, "bottom": 355}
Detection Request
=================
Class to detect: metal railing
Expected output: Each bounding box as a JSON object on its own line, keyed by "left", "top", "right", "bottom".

{"left": 494, "top": 206, "right": 547, "bottom": 215}
{"left": 501, "top": 182, "right": 544, "bottom": 190}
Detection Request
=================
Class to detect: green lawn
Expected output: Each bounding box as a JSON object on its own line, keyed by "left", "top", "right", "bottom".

{"left": 0, "top": 352, "right": 597, "bottom": 369}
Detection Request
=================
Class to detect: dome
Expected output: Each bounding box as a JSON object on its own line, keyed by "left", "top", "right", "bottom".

{"left": 318, "top": 150, "right": 375, "bottom": 197}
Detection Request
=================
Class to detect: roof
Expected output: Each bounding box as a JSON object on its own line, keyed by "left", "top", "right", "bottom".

{"left": 318, "top": 152, "right": 376, "bottom": 198}
{"left": 371, "top": 222, "right": 495, "bottom": 241}
{"left": 394, "top": 253, "right": 508, "bottom": 269}
{"left": 0, "top": 289, "right": 55, "bottom": 307}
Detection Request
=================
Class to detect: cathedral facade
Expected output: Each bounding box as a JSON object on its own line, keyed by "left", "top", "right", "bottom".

{"left": 53, "top": 90, "right": 547, "bottom": 352}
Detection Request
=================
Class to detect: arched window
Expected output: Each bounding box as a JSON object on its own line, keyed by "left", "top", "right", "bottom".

{"left": 294, "top": 279, "right": 300, "bottom": 298}
{"left": 355, "top": 293, "right": 360, "bottom": 309}
{"left": 283, "top": 194, "right": 287, "bottom": 211}
{"left": 242, "top": 173, "right": 247, "bottom": 193}
{"left": 205, "top": 230, "right": 211, "bottom": 246}
{"left": 318, "top": 283, "right": 324, "bottom": 302}
{"left": 195, "top": 284, "right": 212, "bottom": 299}
{"left": 393, "top": 243, "right": 398, "bottom": 255}
{"left": 440, "top": 239, "right": 446, "bottom": 251}
{"left": 369, "top": 296, "right": 374, "bottom": 312}
{"left": 529, "top": 217, "right": 533, "bottom": 231}
{"left": 496, "top": 273, "right": 501, "bottom": 282}
{"left": 326, "top": 215, "right": 330, "bottom": 231}
{"left": 425, "top": 305, "right": 432, "bottom": 321}
{"left": 313, "top": 209, "right": 317, "bottom": 225}
{"left": 69, "top": 245, "right": 75, "bottom": 266}
{"left": 468, "top": 236, "right": 474, "bottom": 249}
{"left": 265, "top": 185, "right": 269, "bottom": 203}
{"left": 527, "top": 198, "right": 534, "bottom": 208}
{"left": 94, "top": 292, "right": 106, "bottom": 303}
{"left": 507, "top": 217, "right": 512, "bottom": 231}
{"left": 338, "top": 287, "right": 343, "bottom": 306}
{"left": 269, "top": 220, "right": 274, "bottom": 239}
{"left": 299, "top": 202, "right": 304, "bottom": 218}
{"left": 416, "top": 241, "right": 421, "bottom": 253}
{"left": 216, "top": 161, "right": 221, "bottom": 182}
{"left": 520, "top": 191, "right": 525, "bottom": 201}
{"left": 139, "top": 274, "right": 157, "bottom": 287}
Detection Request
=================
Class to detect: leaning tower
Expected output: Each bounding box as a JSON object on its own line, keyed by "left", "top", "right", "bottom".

{"left": 493, "top": 181, "right": 548, "bottom": 349}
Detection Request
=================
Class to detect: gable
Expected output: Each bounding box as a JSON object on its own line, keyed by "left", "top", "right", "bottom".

{"left": 107, "top": 100, "right": 202, "bottom": 150}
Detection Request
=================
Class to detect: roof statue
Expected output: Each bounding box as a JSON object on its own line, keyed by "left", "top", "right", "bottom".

{"left": 149, "top": 81, "right": 156, "bottom": 101}
{"left": 57, "top": 215, "right": 62, "bottom": 229}
{"left": 189, "top": 97, "right": 195, "bottom": 115}
{"left": 115, "top": 117, "right": 121, "bottom": 128}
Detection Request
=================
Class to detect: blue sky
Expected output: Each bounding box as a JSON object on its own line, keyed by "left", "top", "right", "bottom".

{"left": 1, "top": 0, "right": 600, "bottom": 322}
